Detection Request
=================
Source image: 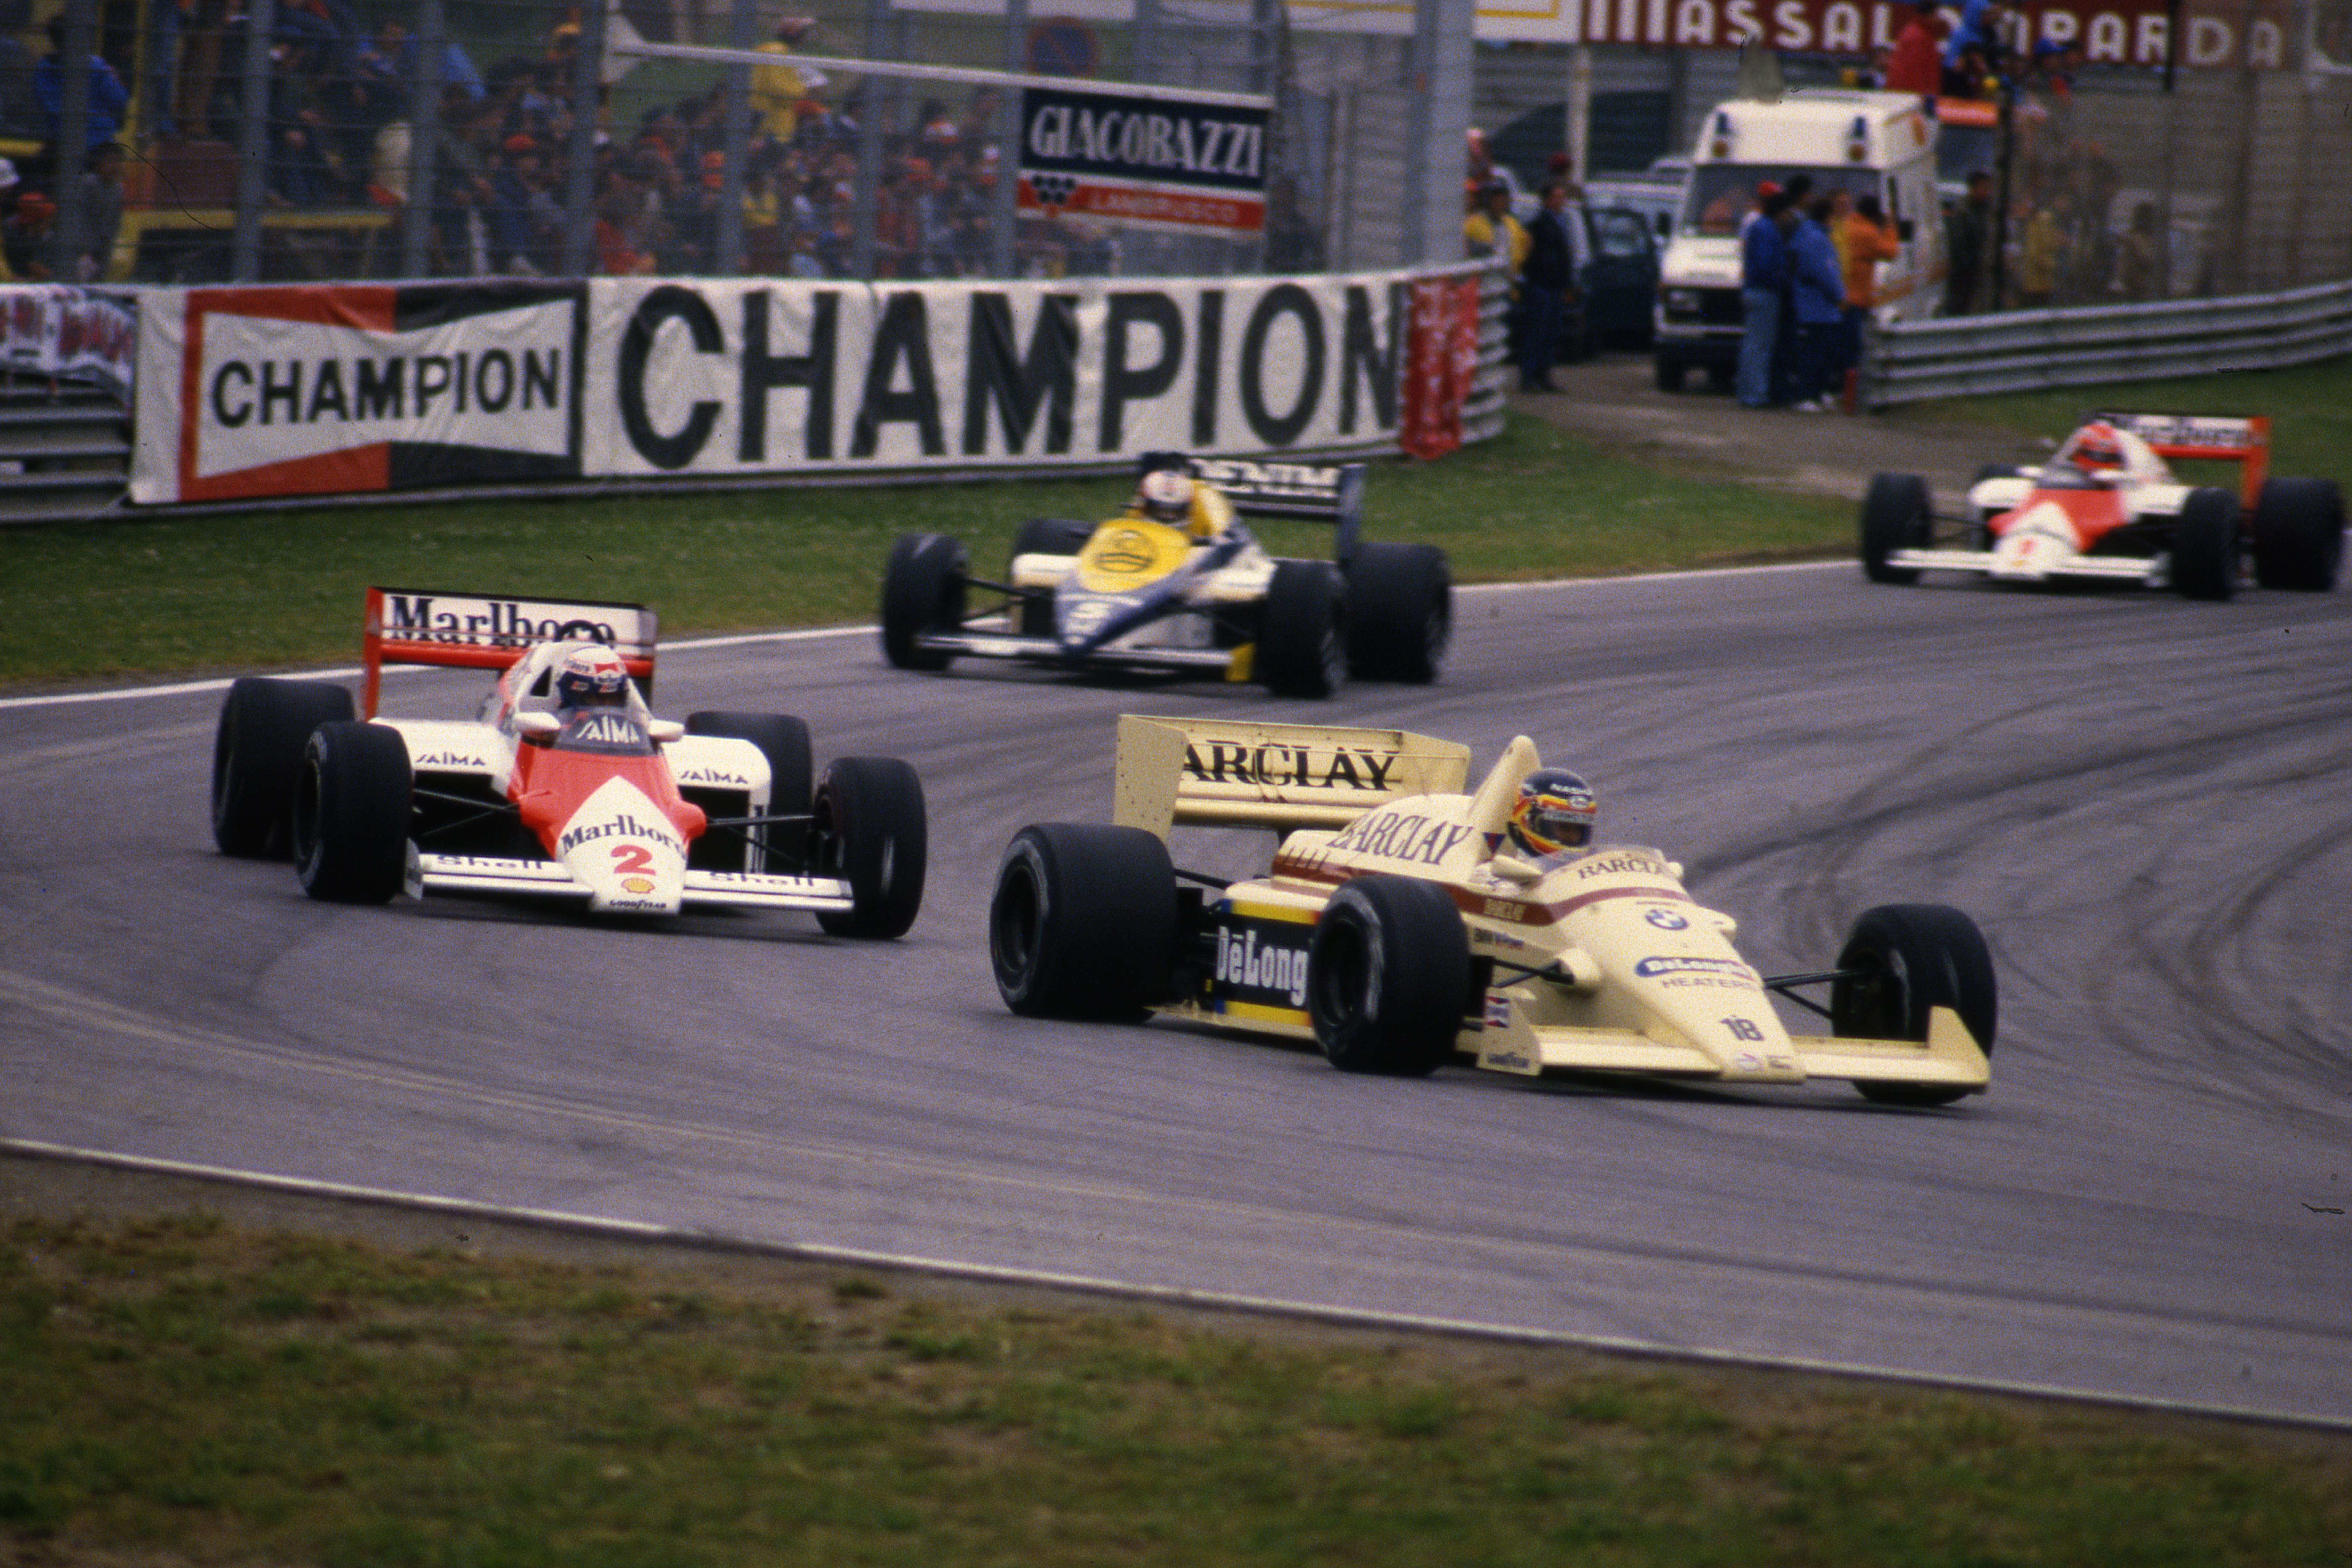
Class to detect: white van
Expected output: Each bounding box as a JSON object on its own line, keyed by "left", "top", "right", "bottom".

{"left": 1651, "top": 90, "right": 1946, "bottom": 393}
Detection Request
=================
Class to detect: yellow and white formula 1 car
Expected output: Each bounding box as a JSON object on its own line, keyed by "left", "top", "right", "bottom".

{"left": 989, "top": 716, "right": 1995, "bottom": 1106}
{"left": 879, "top": 455, "right": 1450, "bottom": 698}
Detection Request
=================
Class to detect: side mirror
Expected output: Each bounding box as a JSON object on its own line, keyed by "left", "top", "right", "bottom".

{"left": 1897, "top": 218, "right": 1915, "bottom": 242}
{"left": 514, "top": 711, "right": 560, "bottom": 745}
{"left": 647, "top": 719, "right": 686, "bottom": 744}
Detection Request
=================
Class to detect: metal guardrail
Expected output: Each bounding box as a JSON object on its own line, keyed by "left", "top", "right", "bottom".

{"left": 1466, "top": 258, "right": 1512, "bottom": 444}
{"left": 1861, "top": 280, "right": 2352, "bottom": 409}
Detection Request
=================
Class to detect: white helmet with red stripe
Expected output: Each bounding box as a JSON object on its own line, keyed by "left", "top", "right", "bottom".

{"left": 554, "top": 643, "right": 630, "bottom": 710}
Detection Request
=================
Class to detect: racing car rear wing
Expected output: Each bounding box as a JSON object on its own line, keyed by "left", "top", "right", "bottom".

{"left": 2093, "top": 413, "right": 2270, "bottom": 505}
{"left": 361, "top": 586, "right": 658, "bottom": 718}
{"left": 1184, "top": 457, "right": 1368, "bottom": 558}
{"left": 1114, "top": 714, "right": 1471, "bottom": 839}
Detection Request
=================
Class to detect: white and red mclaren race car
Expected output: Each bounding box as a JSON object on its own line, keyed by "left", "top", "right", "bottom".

{"left": 1861, "top": 412, "right": 2343, "bottom": 600}
{"left": 989, "top": 716, "right": 1995, "bottom": 1106}
{"left": 210, "top": 587, "right": 926, "bottom": 936}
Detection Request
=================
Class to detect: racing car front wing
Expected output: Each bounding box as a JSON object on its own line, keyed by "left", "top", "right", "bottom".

{"left": 1474, "top": 998, "right": 1990, "bottom": 1092}
{"left": 410, "top": 853, "right": 856, "bottom": 913}
{"left": 914, "top": 630, "right": 1249, "bottom": 679}
{"left": 1886, "top": 547, "right": 2162, "bottom": 585}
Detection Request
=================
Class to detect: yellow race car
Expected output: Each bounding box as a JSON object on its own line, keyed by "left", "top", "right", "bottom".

{"left": 989, "top": 715, "right": 1995, "bottom": 1106}
{"left": 880, "top": 455, "right": 1450, "bottom": 698}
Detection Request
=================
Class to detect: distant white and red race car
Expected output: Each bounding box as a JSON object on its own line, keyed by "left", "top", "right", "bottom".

{"left": 210, "top": 587, "right": 926, "bottom": 936}
{"left": 1861, "top": 412, "right": 2344, "bottom": 600}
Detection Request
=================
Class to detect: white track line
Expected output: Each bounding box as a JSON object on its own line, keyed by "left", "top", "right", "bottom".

{"left": 0, "top": 562, "right": 1851, "bottom": 713}
{"left": 2, "top": 1136, "right": 2343, "bottom": 1434}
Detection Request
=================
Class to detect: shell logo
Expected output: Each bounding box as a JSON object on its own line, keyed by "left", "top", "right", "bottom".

{"left": 1096, "top": 529, "right": 1156, "bottom": 574}
{"left": 622, "top": 876, "right": 655, "bottom": 894}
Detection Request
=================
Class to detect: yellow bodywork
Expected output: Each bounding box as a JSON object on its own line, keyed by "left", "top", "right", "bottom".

{"left": 1112, "top": 713, "right": 1992, "bottom": 1096}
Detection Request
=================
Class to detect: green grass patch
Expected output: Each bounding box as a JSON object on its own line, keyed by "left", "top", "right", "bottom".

{"left": 0, "top": 416, "right": 1849, "bottom": 688}
{"left": 4, "top": 1214, "right": 2347, "bottom": 1566}
{"left": 1887, "top": 358, "right": 2352, "bottom": 484}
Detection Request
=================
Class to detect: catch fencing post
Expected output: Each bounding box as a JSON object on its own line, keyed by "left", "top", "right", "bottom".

{"left": 232, "top": 0, "right": 274, "bottom": 281}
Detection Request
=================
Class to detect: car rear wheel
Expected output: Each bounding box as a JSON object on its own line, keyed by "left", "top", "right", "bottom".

{"left": 1859, "top": 473, "right": 1931, "bottom": 585}
{"left": 685, "top": 711, "right": 813, "bottom": 870}
{"left": 2170, "top": 487, "right": 2242, "bottom": 601}
{"left": 989, "top": 823, "right": 1179, "bottom": 1020}
{"left": 879, "top": 533, "right": 968, "bottom": 671}
{"left": 1308, "top": 875, "right": 1470, "bottom": 1077}
{"left": 809, "top": 756, "right": 927, "bottom": 938}
{"left": 2251, "top": 477, "right": 2344, "bottom": 592}
{"left": 1257, "top": 560, "right": 1346, "bottom": 699}
{"left": 292, "top": 720, "right": 412, "bottom": 904}
{"left": 212, "top": 677, "right": 355, "bottom": 859}
{"left": 1343, "top": 542, "right": 1451, "bottom": 684}
{"left": 1831, "top": 904, "right": 1997, "bottom": 1108}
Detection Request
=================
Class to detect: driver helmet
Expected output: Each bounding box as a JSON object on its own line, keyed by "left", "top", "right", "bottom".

{"left": 553, "top": 643, "right": 630, "bottom": 710}
{"left": 1138, "top": 467, "right": 1196, "bottom": 527}
{"left": 1507, "top": 768, "right": 1599, "bottom": 859}
{"left": 2070, "top": 421, "right": 2125, "bottom": 474}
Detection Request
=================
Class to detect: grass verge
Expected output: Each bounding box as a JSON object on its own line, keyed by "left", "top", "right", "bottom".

{"left": 1889, "top": 358, "right": 2352, "bottom": 480}
{"left": 7, "top": 1213, "right": 2349, "bottom": 1568}
{"left": 0, "top": 416, "right": 1852, "bottom": 688}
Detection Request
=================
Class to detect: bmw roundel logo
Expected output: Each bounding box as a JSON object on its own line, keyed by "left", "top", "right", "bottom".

{"left": 1644, "top": 907, "right": 1689, "bottom": 930}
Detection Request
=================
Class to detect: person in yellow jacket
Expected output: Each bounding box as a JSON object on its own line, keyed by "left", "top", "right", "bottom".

{"left": 1462, "top": 180, "right": 1528, "bottom": 272}
{"left": 2016, "top": 191, "right": 2072, "bottom": 307}
{"left": 751, "top": 17, "right": 817, "bottom": 143}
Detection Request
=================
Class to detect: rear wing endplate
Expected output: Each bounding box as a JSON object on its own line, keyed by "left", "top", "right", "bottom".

{"left": 361, "top": 586, "right": 657, "bottom": 718}
{"left": 1114, "top": 713, "right": 1470, "bottom": 839}
{"left": 2093, "top": 412, "right": 2270, "bottom": 505}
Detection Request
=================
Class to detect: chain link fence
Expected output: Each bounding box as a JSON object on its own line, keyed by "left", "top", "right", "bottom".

{"left": 2, "top": 1, "right": 2347, "bottom": 294}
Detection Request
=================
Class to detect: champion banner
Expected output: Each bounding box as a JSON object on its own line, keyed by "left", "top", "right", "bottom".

{"left": 132, "top": 281, "right": 585, "bottom": 504}
{"left": 1016, "top": 84, "right": 1269, "bottom": 236}
{"left": 582, "top": 273, "right": 1410, "bottom": 478}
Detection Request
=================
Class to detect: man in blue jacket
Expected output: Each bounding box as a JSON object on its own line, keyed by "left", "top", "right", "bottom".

{"left": 1787, "top": 194, "right": 1848, "bottom": 411}
{"left": 1737, "top": 188, "right": 1792, "bottom": 409}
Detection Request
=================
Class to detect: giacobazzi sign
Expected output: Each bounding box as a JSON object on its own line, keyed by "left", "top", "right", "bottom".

{"left": 1017, "top": 83, "right": 1270, "bottom": 237}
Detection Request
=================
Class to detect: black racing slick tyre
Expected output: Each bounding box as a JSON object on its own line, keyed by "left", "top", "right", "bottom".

{"left": 2251, "top": 477, "right": 2345, "bottom": 592}
{"left": 1009, "top": 518, "right": 1092, "bottom": 636}
{"left": 810, "top": 756, "right": 927, "bottom": 939}
{"left": 1343, "top": 542, "right": 1452, "bottom": 684}
{"left": 879, "top": 532, "right": 968, "bottom": 671}
{"left": 685, "top": 711, "right": 814, "bottom": 870}
{"left": 1859, "top": 473, "right": 1931, "bottom": 585}
{"left": 212, "top": 677, "right": 355, "bottom": 858}
{"left": 990, "top": 823, "right": 1180, "bottom": 1020}
{"left": 292, "top": 720, "right": 412, "bottom": 905}
{"left": 2170, "top": 487, "right": 2242, "bottom": 602}
{"left": 1653, "top": 354, "right": 1689, "bottom": 393}
{"left": 1831, "top": 903, "right": 1998, "bottom": 1108}
{"left": 1308, "top": 875, "right": 1471, "bottom": 1077}
{"left": 1257, "top": 559, "right": 1347, "bottom": 699}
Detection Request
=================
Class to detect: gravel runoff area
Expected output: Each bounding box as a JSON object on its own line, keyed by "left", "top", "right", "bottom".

{"left": 1512, "top": 352, "right": 2051, "bottom": 505}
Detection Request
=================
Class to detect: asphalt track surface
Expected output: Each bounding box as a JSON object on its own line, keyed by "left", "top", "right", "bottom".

{"left": 6, "top": 561, "right": 2350, "bottom": 1425}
